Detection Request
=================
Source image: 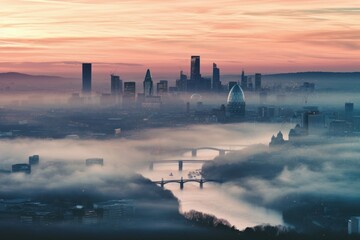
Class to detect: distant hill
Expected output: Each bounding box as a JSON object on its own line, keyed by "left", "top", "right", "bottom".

{"left": 223, "top": 71, "right": 360, "bottom": 80}
{"left": 0, "top": 72, "right": 79, "bottom": 92}
{"left": 263, "top": 71, "right": 360, "bottom": 80}
{"left": 0, "top": 72, "right": 66, "bottom": 81}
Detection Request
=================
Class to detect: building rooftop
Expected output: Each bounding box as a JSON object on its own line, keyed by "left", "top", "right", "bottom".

{"left": 227, "top": 84, "right": 245, "bottom": 104}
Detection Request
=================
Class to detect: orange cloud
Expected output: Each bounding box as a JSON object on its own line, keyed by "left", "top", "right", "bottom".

{"left": 0, "top": 0, "right": 359, "bottom": 80}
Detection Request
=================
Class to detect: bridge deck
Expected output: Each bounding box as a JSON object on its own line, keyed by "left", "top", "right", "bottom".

{"left": 151, "top": 159, "right": 210, "bottom": 164}
{"left": 153, "top": 179, "right": 221, "bottom": 184}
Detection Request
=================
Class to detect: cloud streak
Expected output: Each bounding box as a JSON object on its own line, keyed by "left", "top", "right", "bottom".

{"left": 0, "top": 0, "right": 359, "bottom": 78}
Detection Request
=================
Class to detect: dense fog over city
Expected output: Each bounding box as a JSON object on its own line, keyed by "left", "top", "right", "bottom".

{"left": 1, "top": 72, "right": 360, "bottom": 238}
{"left": 2, "top": 0, "right": 360, "bottom": 238}
{"left": 0, "top": 124, "right": 289, "bottom": 239}
{"left": 1, "top": 73, "right": 360, "bottom": 239}
{"left": 1, "top": 61, "right": 360, "bottom": 240}
{"left": 204, "top": 138, "right": 360, "bottom": 202}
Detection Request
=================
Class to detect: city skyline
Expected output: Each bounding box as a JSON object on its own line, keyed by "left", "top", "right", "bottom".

{"left": 1, "top": 1, "right": 360, "bottom": 239}
{"left": 1, "top": 0, "right": 359, "bottom": 79}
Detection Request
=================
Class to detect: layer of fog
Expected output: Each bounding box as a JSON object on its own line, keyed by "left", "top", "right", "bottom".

{"left": 202, "top": 137, "right": 360, "bottom": 213}
{"left": 4, "top": 122, "right": 358, "bottom": 230}
{"left": 0, "top": 89, "right": 359, "bottom": 112}
{"left": 0, "top": 123, "right": 291, "bottom": 230}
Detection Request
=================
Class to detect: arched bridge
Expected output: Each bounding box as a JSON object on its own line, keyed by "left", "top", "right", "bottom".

{"left": 183, "top": 146, "right": 248, "bottom": 157}
{"left": 153, "top": 177, "right": 221, "bottom": 190}
{"left": 149, "top": 159, "right": 210, "bottom": 171}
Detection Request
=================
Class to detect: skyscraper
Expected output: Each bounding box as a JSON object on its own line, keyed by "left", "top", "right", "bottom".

{"left": 82, "top": 63, "right": 92, "bottom": 94}
{"left": 227, "top": 84, "right": 246, "bottom": 118}
{"left": 123, "top": 82, "right": 136, "bottom": 106}
{"left": 143, "top": 69, "right": 153, "bottom": 96}
{"left": 156, "top": 80, "right": 168, "bottom": 95}
{"left": 240, "top": 70, "right": 247, "bottom": 91}
{"left": 228, "top": 81, "right": 237, "bottom": 91}
{"left": 124, "top": 82, "right": 136, "bottom": 96}
{"left": 255, "top": 73, "right": 262, "bottom": 91}
{"left": 176, "top": 70, "right": 187, "bottom": 92}
{"left": 190, "top": 56, "right": 201, "bottom": 81}
{"left": 302, "top": 106, "right": 320, "bottom": 134}
{"left": 212, "top": 63, "right": 221, "bottom": 91}
{"left": 111, "top": 74, "right": 122, "bottom": 95}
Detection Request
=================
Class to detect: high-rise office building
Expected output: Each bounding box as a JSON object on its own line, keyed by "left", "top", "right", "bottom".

{"left": 228, "top": 81, "right": 237, "bottom": 91}
{"left": 345, "top": 102, "right": 354, "bottom": 122}
{"left": 111, "top": 75, "right": 122, "bottom": 95}
{"left": 240, "top": 70, "right": 247, "bottom": 91}
{"left": 212, "top": 63, "right": 221, "bottom": 91}
{"left": 227, "top": 84, "right": 246, "bottom": 118}
{"left": 247, "top": 76, "right": 253, "bottom": 90}
{"left": 156, "top": 80, "right": 168, "bottom": 95}
{"left": 176, "top": 70, "right": 187, "bottom": 92}
{"left": 12, "top": 163, "right": 31, "bottom": 174}
{"left": 29, "top": 155, "right": 39, "bottom": 165}
{"left": 188, "top": 56, "right": 211, "bottom": 91}
{"left": 124, "top": 82, "right": 136, "bottom": 96}
{"left": 143, "top": 69, "right": 153, "bottom": 96}
{"left": 302, "top": 106, "right": 320, "bottom": 134}
{"left": 255, "top": 73, "right": 262, "bottom": 91}
{"left": 82, "top": 63, "right": 92, "bottom": 94}
{"left": 190, "top": 56, "right": 201, "bottom": 81}
{"left": 123, "top": 82, "right": 136, "bottom": 106}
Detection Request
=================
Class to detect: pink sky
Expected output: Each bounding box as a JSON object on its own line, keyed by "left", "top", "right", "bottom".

{"left": 1, "top": 0, "right": 360, "bottom": 81}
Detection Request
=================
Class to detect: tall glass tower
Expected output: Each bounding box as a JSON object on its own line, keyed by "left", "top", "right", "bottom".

{"left": 111, "top": 74, "right": 122, "bottom": 95}
{"left": 212, "top": 63, "right": 221, "bottom": 91}
{"left": 227, "top": 84, "right": 246, "bottom": 117}
{"left": 82, "top": 63, "right": 92, "bottom": 94}
{"left": 190, "top": 56, "right": 201, "bottom": 81}
{"left": 143, "top": 69, "right": 153, "bottom": 96}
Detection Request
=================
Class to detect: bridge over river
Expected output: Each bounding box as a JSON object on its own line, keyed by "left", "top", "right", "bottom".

{"left": 149, "top": 145, "right": 249, "bottom": 171}
{"left": 149, "top": 159, "right": 211, "bottom": 171}
{"left": 152, "top": 177, "right": 222, "bottom": 189}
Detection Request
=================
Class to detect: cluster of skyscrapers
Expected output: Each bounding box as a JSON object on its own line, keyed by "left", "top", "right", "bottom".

{"left": 175, "top": 56, "right": 221, "bottom": 92}
{"left": 81, "top": 56, "right": 262, "bottom": 98}
{"left": 79, "top": 56, "right": 264, "bottom": 117}
{"left": 81, "top": 63, "right": 167, "bottom": 107}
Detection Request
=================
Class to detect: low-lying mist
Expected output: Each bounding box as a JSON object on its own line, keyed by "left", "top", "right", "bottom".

{"left": 202, "top": 136, "right": 360, "bottom": 232}
{"left": 4, "top": 123, "right": 357, "bottom": 235}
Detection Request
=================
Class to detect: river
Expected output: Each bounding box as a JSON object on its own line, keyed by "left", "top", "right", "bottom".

{"left": 140, "top": 148, "right": 284, "bottom": 230}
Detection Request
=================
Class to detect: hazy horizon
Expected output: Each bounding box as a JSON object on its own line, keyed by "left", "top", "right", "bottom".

{"left": 1, "top": 0, "right": 360, "bottom": 79}
{"left": 1, "top": 1, "right": 360, "bottom": 239}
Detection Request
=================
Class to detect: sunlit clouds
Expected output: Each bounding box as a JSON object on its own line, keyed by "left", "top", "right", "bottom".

{"left": 1, "top": 0, "right": 360, "bottom": 79}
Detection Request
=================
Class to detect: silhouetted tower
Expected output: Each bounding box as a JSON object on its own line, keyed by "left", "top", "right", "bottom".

{"left": 255, "top": 73, "right": 262, "bottom": 91}
{"left": 212, "top": 63, "right": 221, "bottom": 91}
{"left": 240, "top": 70, "right": 247, "bottom": 91}
{"left": 302, "top": 107, "right": 320, "bottom": 134}
{"left": 227, "top": 84, "right": 246, "bottom": 117}
{"left": 176, "top": 70, "right": 187, "bottom": 91}
{"left": 156, "top": 80, "right": 168, "bottom": 95}
{"left": 111, "top": 74, "right": 122, "bottom": 95}
{"left": 82, "top": 63, "right": 92, "bottom": 94}
{"left": 143, "top": 69, "right": 153, "bottom": 96}
{"left": 123, "top": 82, "right": 136, "bottom": 105}
{"left": 190, "top": 56, "right": 201, "bottom": 81}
